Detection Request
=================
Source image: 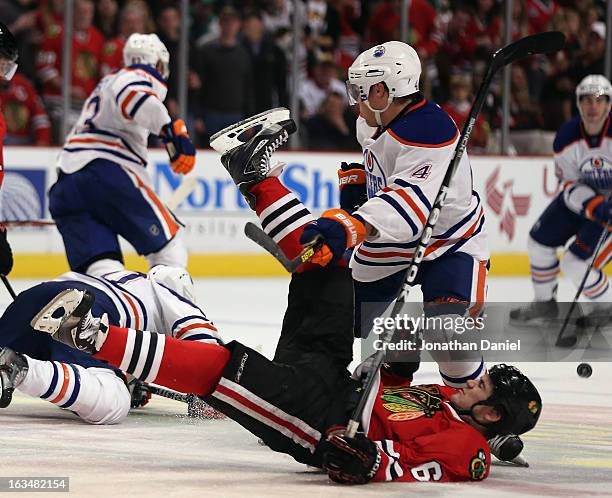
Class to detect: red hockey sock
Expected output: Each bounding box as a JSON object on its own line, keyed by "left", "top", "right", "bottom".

{"left": 94, "top": 325, "right": 230, "bottom": 396}
{"left": 250, "top": 177, "right": 317, "bottom": 268}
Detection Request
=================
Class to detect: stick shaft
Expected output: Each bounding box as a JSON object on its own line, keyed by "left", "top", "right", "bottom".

{"left": 166, "top": 176, "right": 198, "bottom": 210}
{"left": 556, "top": 222, "right": 609, "bottom": 346}
{"left": 1, "top": 275, "right": 17, "bottom": 300}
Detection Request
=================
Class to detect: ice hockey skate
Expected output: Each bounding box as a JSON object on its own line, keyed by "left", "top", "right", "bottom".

{"left": 216, "top": 112, "right": 296, "bottom": 208}
{"left": 509, "top": 299, "right": 559, "bottom": 326}
{"left": 0, "top": 347, "right": 28, "bottom": 408}
{"left": 31, "top": 289, "right": 109, "bottom": 354}
{"left": 209, "top": 107, "right": 293, "bottom": 155}
{"left": 556, "top": 305, "right": 612, "bottom": 348}
{"left": 574, "top": 305, "right": 612, "bottom": 331}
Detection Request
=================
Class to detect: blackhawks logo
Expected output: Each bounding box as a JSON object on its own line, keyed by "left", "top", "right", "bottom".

{"left": 381, "top": 384, "right": 445, "bottom": 422}
{"left": 469, "top": 449, "right": 487, "bottom": 481}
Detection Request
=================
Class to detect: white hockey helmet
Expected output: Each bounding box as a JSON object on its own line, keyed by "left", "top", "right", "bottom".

{"left": 576, "top": 74, "right": 612, "bottom": 104}
{"left": 148, "top": 265, "right": 196, "bottom": 304}
{"left": 123, "top": 33, "right": 170, "bottom": 79}
{"left": 347, "top": 41, "right": 421, "bottom": 125}
{"left": 576, "top": 74, "right": 612, "bottom": 124}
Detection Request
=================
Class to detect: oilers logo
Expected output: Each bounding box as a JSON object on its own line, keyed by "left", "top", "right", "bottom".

{"left": 373, "top": 45, "right": 386, "bottom": 57}
{"left": 579, "top": 155, "right": 612, "bottom": 190}
{"left": 364, "top": 149, "right": 385, "bottom": 197}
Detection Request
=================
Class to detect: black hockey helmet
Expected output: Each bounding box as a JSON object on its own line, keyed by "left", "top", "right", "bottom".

{"left": 0, "top": 22, "right": 18, "bottom": 80}
{"left": 479, "top": 364, "right": 542, "bottom": 437}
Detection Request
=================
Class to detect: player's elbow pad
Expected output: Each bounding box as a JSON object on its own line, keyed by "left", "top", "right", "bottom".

{"left": 562, "top": 182, "right": 597, "bottom": 216}
{"left": 130, "top": 95, "right": 172, "bottom": 135}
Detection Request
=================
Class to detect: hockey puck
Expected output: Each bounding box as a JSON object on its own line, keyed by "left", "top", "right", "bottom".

{"left": 577, "top": 363, "right": 592, "bottom": 378}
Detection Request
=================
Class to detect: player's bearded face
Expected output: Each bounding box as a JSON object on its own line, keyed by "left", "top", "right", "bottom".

{"left": 579, "top": 95, "right": 611, "bottom": 130}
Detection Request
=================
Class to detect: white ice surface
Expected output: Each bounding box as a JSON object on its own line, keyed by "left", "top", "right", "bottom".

{"left": 1, "top": 276, "right": 611, "bottom": 497}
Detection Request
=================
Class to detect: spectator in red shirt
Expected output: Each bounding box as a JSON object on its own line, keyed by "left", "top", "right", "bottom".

{"left": 100, "top": 0, "right": 154, "bottom": 77}
{"left": 35, "top": 0, "right": 104, "bottom": 142}
{"left": 465, "top": 0, "right": 502, "bottom": 61}
{"left": 509, "top": 64, "right": 543, "bottom": 130}
{"left": 34, "top": 0, "right": 64, "bottom": 40}
{"left": 0, "top": 72, "right": 51, "bottom": 145}
{"left": 442, "top": 74, "right": 489, "bottom": 151}
{"left": 95, "top": 0, "right": 120, "bottom": 39}
{"left": 367, "top": 0, "right": 442, "bottom": 60}
{"left": 438, "top": 3, "right": 477, "bottom": 96}
{"left": 526, "top": 0, "right": 558, "bottom": 34}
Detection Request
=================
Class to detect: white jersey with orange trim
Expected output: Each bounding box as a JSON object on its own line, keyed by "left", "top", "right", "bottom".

{"left": 54, "top": 270, "right": 222, "bottom": 344}
{"left": 553, "top": 113, "right": 612, "bottom": 217}
{"left": 351, "top": 98, "right": 488, "bottom": 282}
{"left": 56, "top": 64, "right": 171, "bottom": 186}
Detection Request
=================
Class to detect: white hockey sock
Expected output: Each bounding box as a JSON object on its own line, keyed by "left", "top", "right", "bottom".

{"left": 438, "top": 358, "right": 486, "bottom": 388}
{"left": 527, "top": 237, "right": 560, "bottom": 301}
{"left": 18, "top": 356, "right": 130, "bottom": 425}
{"left": 146, "top": 234, "right": 188, "bottom": 269}
{"left": 86, "top": 258, "right": 125, "bottom": 277}
{"left": 421, "top": 313, "right": 487, "bottom": 388}
{"left": 560, "top": 251, "right": 612, "bottom": 307}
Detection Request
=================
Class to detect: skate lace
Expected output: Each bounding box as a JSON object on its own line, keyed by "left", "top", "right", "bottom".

{"left": 259, "top": 130, "right": 289, "bottom": 175}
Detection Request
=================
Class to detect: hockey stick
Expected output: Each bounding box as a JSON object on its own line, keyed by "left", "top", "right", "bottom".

{"left": 555, "top": 221, "right": 610, "bottom": 348}
{"left": 145, "top": 384, "right": 194, "bottom": 403}
{"left": 244, "top": 222, "right": 324, "bottom": 272}
{"left": 144, "top": 384, "right": 225, "bottom": 419}
{"left": 345, "top": 31, "right": 566, "bottom": 438}
{"left": 1, "top": 275, "right": 16, "bottom": 300}
{"left": 166, "top": 175, "right": 199, "bottom": 211}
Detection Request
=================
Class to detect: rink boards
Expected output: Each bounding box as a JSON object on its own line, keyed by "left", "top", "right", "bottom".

{"left": 1, "top": 147, "right": 562, "bottom": 277}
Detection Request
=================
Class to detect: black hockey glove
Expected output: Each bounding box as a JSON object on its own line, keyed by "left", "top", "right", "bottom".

{"left": 127, "top": 376, "right": 151, "bottom": 409}
{"left": 338, "top": 162, "right": 367, "bottom": 214}
{"left": 322, "top": 431, "right": 381, "bottom": 484}
{"left": 0, "top": 227, "right": 13, "bottom": 276}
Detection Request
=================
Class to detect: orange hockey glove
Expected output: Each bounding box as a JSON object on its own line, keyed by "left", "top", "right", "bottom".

{"left": 300, "top": 209, "right": 366, "bottom": 266}
{"left": 161, "top": 119, "right": 196, "bottom": 174}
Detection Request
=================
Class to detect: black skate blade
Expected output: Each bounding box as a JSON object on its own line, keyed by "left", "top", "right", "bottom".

{"left": 278, "top": 118, "right": 297, "bottom": 135}
{"left": 0, "top": 372, "right": 14, "bottom": 408}
{"left": 210, "top": 107, "right": 291, "bottom": 154}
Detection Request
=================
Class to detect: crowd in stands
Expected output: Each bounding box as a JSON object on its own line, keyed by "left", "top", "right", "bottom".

{"left": 0, "top": 0, "right": 609, "bottom": 153}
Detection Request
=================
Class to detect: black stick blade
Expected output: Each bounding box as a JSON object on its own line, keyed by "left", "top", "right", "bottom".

{"left": 555, "top": 334, "right": 578, "bottom": 348}
{"left": 496, "top": 31, "right": 566, "bottom": 67}
{"left": 244, "top": 222, "right": 294, "bottom": 272}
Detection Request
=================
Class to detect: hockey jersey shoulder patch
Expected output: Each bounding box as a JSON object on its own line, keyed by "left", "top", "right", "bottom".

{"left": 387, "top": 100, "right": 458, "bottom": 148}
{"left": 553, "top": 116, "right": 582, "bottom": 153}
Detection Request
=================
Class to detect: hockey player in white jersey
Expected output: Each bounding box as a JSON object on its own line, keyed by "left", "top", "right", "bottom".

{"left": 510, "top": 75, "right": 612, "bottom": 328}
{"left": 298, "top": 41, "right": 489, "bottom": 386}
{"left": 0, "top": 266, "right": 221, "bottom": 424}
{"left": 49, "top": 33, "right": 196, "bottom": 276}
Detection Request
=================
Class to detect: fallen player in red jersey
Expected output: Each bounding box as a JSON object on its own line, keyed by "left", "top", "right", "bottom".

{"left": 29, "top": 286, "right": 541, "bottom": 484}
